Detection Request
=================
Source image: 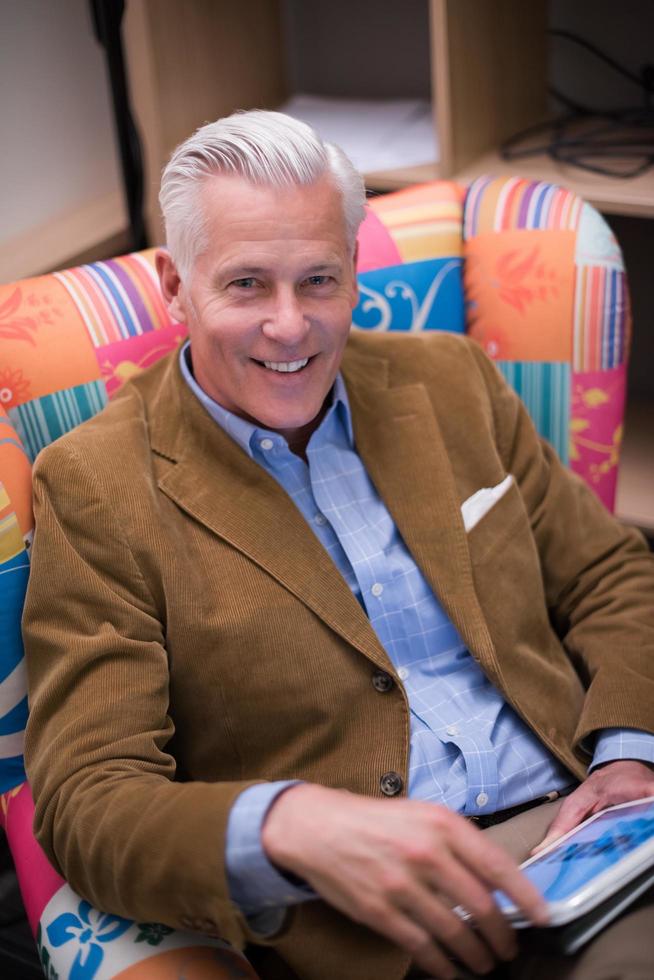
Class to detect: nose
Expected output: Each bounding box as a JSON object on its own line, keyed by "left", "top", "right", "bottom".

{"left": 261, "top": 287, "right": 310, "bottom": 348}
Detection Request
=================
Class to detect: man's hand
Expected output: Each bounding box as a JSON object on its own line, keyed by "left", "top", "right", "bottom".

{"left": 534, "top": 760, "right": 654, "bottom": 854}
{"left": 262, "top": 784, "right": 548, "bottom": 980}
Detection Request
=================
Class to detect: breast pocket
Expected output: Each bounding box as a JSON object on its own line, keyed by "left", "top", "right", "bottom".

{"left": 465, "top": 477, "right": 535, "bottom": 567}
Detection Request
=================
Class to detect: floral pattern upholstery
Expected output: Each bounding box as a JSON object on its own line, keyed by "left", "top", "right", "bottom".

{"left": 0, "top": 176, "right": 631, "bottom": 978}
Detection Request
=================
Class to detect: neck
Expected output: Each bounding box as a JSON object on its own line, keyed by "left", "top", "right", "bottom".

{"left": 280, "top": 397, "right": 332, "bottom": 462}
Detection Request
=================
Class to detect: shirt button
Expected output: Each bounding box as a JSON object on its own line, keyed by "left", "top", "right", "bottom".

{"left": 446, "top": 725, "right": 459, "bottom": 736}
{"left": 259, "top": 438, "right": 274, "bottom": 450}
{"left": 476, "top": 792, "right": 489, "bottom": 807}
{"left": 372, "top": 669, "right": 394, "bottom": 693}
{"left": 314, "top": 513, "right": 327, "bottom": 526}
{"left": 397, "top": 667, "right": 409, "bottom": 681}
{"left": 371, "top": 582, "right": 384, "bottom": 598}
{"left": 380, "top": 771, "right": 403, "bottom": 796}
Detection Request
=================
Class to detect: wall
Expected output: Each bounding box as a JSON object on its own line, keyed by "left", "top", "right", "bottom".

{"left": 281, "top": 0, "right": 431, "bottom": 99}
{"left": 0, "top": 0, "right": 124, "bottom": 280}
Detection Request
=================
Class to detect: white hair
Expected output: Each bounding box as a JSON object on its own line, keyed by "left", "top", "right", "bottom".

{"left": 159, "top": 110, "right": 367, "bottom": 280}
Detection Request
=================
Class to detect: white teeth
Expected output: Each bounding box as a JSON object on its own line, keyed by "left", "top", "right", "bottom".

{"left": 262, "top": 358, "right": 309, "bottom": 373}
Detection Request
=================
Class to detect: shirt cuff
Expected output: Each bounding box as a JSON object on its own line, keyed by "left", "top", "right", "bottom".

{"left": 225, "top": 780, "right": 316, "bottom": 926}
{"left": 590, "top": 728, "right": 654, "bottom": 771}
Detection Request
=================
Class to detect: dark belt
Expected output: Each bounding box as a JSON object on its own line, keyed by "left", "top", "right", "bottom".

{"left": 467, "top": 785, "right": 576, "bottom": 830}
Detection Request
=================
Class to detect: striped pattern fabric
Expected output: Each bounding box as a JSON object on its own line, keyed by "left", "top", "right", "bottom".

{"left": 0, "top": 504, "right": 25, "bottom": 563}
{"left": 8, "top": 380, "right": 108, "bottom": 462}
{"left": 462, "top": 175, "right": 629, "bottom": 511}
{"left": 464, "top": 176, "right": 583, "bottom": 239}
{"left": 54, "top": 250, "right": 170, "bottom": 347}
{"left": 573, "top": 264, "right": 631, "bottom": 371}
{"left": 497, "top": 361, "right": 571, "bottom": 465}
{"left": 369, "top": 181, "right": 465, "bottom": 261}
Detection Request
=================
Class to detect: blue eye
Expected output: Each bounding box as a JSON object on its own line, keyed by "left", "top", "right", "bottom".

{"left": 232, "top": 278, "right": 257, "bottom": 289}
{"left": 305, "top": 275, "right": 331, "bottom": 287}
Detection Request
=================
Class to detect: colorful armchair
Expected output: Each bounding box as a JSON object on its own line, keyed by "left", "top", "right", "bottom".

{"left": 0, "top": 175, "right": 631, "bottom": 978}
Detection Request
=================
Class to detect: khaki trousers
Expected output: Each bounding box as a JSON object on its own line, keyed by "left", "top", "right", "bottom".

{"left": 477, "top": 799, "right": 654, "bottom": 980}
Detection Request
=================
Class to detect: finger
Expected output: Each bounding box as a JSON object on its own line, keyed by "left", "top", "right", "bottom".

{"left": 400, "top": 885, "right": 497, "bottom": 976}
{"left": 450, "top": 827, "right": 549, "bottom": 926}
{"left": 425, "top": 856, "right": 518, "bottom": 960}
{"left": 369, "top": 909, "right": 459, "bottom": 980}
{"left": 531, "top": 789, "right": 597, "bottom": 855}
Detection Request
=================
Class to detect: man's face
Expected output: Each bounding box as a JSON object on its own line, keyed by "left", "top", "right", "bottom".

{"left": 157, "top": 173, "right": 358, "bottom": 449}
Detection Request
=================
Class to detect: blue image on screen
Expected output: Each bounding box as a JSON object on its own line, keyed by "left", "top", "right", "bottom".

{"left": 495, "top": 800, "right": 654, "bottom": 911}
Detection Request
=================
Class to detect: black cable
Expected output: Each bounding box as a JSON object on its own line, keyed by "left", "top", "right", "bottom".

{"left": 548, "top": 29, "right": 648, "bottom": 92}
{"left": 500, "top": 28, "right": 654, "bottom": 179}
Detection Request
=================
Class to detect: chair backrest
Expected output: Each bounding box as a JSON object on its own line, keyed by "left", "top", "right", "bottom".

{"left": 0, "top": 175, "right": 630, "bottom": 978}
{"left": 353, "top": 176, "right": 630, "bottom": 513}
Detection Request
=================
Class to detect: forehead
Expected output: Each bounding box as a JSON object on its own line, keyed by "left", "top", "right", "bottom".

{"left": 197, "top": 173, "right": 349, "bottom": 260}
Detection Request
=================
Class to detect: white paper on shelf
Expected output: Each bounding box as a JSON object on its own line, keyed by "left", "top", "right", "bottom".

{"left": 278, "top": 94, "right": 439, "bottom": 174}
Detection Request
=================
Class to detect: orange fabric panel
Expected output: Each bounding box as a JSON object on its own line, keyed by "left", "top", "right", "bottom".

{"left": 465, "top": 229, "right": 576, "bottom": 361}
{"left": 0, "top": 276, "right": 100, "bottom": 406}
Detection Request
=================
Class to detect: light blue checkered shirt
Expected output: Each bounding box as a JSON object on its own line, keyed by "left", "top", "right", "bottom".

{"left": 179, "top": 342, "right": 654, "bottom": 922}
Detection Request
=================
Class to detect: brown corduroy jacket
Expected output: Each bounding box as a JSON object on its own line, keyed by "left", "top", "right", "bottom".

{"left": 23, "top": 331, "right": 654, "bottom": 980}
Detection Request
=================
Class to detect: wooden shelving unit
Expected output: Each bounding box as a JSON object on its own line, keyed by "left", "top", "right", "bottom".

{"left": 122, "top": 0, "right": 652, "bottom": 530}
{"left": 360, "top": 1, "right": 654, "bottom": 221}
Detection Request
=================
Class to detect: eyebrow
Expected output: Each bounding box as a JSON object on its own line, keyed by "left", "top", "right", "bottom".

{"left": 217, "top": 266, "right": 268, "bottom": 281}
{"left": 304, "top": 263, "right": 343, "bottom": 275}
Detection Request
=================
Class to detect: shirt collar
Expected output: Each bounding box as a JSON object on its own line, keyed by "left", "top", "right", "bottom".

{"left": 178, "top": 340, "right": 354, "bottom": 457}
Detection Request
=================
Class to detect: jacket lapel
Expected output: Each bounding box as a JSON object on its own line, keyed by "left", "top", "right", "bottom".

{"left": 146, "top": 356, "right": 395, "bottom": 672}
{"left": 145, "top": 342, "right": 497, "bottom": 675}
{"left": 342, "top": 344, "right": 497, "bottom": 673}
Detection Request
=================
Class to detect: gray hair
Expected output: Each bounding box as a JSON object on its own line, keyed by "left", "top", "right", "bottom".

{"left": 159, "top": 110, "right": 367, "bottom": 280}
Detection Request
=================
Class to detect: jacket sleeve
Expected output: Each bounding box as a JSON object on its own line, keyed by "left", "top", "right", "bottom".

{"left": 22, "top": 440, "right": 280, "bottom": 948}
{"left": 467, "top": 339, "right": 654, "bottom": 749}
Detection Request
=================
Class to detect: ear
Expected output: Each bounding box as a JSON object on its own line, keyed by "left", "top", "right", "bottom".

{"left": 155, "top": 249, "right": 188, "bottom": 324}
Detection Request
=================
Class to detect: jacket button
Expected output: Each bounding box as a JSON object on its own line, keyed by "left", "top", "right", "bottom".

{"left": 372, "top": 669, "right": 394, "bottom": 693}
{"left": 380, "top": 771, "right": 403, "bottom": 796}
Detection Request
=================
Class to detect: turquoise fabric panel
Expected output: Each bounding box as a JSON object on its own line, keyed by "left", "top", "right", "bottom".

{"left": 497, "top": 361, "right": 570, "bottom": 465}
{"left": 8, "top": 380, "right": 108, "bottom": 462}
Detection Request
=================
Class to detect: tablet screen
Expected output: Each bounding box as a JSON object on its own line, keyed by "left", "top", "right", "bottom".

{"left": 496, "top": 797, "right": 654, "bottom": 911}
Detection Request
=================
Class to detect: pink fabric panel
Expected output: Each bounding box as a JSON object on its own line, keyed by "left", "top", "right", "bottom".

{"left": 1, "top": 781, "right": 64, "bottom": 934}
{"left": 97, "top": 321, "right": 188, "bottom": 398}
{"left": 356, "top": 208, "right": 403, "bottom": 273}
{"left": 570, "top": 365, "right": 627, "bottom": 512}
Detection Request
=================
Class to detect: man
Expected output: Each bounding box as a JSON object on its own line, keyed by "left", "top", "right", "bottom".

{"left": 23, "top": 111, "right": 654, "bottom": 980}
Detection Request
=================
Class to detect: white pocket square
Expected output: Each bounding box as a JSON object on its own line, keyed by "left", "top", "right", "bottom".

{"left": 461, "top": 475, "right": 514, "bottom": 532}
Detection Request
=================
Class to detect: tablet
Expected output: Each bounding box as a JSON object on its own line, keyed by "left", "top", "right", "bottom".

{"left": 495, "top": 795, "right": 654, "bottom": 928}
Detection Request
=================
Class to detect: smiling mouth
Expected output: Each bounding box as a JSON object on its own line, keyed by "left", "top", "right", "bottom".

{"left": 254, "top": 356, "right": 313, "bottom": 373}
